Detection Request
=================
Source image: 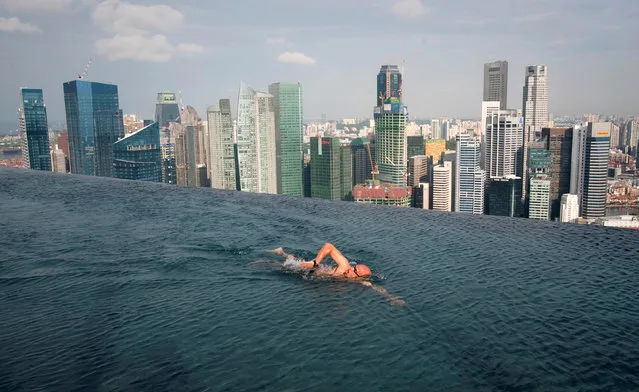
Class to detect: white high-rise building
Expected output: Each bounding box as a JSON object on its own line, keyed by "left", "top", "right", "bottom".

{"left": 236, "top": 82, "right": 277, "bottom": 194}
{"left": 485, "top": 110, "right": 524, "bottom": 178}
{"left": 570, "top": 122, "right": 610, "bottom": 219}
{"left": 560, "top": 193, "right": 580, "bottom": 223}
{"left": 481, "top": 101, "right": 501, "bottom": 136}
{"left": 431, "top": 119, "right": 441, "bottom": 139}
{"left": 455, "top": 133, "right": 485, "bottom": 214}
{"left": 207, "top": 99, "right": 236, "bottom": 190}
{"left": 483, "top": 61, "right": 508, "bottom": 110}
{"left": 432, "top": 161, "right": 452, "bottom": 212}
{"left": 522, "top": 65, "right": 549, "bottom": 142}
{"left": 529, "top": 174, "right": 551, "bottom": 220}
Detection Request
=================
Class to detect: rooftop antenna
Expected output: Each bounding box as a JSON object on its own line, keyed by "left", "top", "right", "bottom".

{"left": 78, "top": 57, "right": 93, "bottom": 80}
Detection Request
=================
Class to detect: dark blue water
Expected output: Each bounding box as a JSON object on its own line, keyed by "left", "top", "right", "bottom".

{"left": 1, "top": 168, "right": 639, "bottom": 392}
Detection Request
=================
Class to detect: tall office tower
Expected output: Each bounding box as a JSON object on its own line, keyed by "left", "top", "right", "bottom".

{"left": 175, "top": 125, "right": 200, "bottom": 187}
{"left": 432, "top": 161, "right": 452, "bottom": 212}
{"left": 303, "top": 155, "right": 311, "bottom": 197}
{"left": 310, "top": 136, "right": 352, "bottom": 201}
{"left": 207, "top": 99, "right": 236, "bottom": 190}
{"left": 374, "top": 99, "right": 408, "bottom": 186}
{"left": 610, "top": 123, "right": 620, "bottom": 149}
{"left": 376, "top": 65, "right": 402, "bottom": 107}
{"left": 269, "top": 82, "right": 303, "bottom": 196}
{"left": 486, "top": 176, "right": 521, "bottom": 217}
{"left": 522, "top": 65, "right": 549, "bottom": 143}
{"left": 570, "top": 122, "right": 610, "bottom": 219}
{"left": 560, "top": 193, "right": 580, "bottom": 223}
{"left": 542, "top": 127, "right": 573, "bottom": 219}
{"left": 407, "top": 135, "right": 425, "bottom": 158}
{"left": 408, "top": 155, "right": 428, "bottom": 187}
{"left": 441, "top": 120, "right": 450, "bottom": 141}
{"left": 484, "top": 111, "right": 524, "bottom": 178}
{"left": 425, "top": 139, "right": 446, "bottom": 164}
{"left": 63, "top": 80, "right": 123, "bottom": 177}
{"left": 51, "top": 145, "right": 67, "bottom": 173}
{"left": 155, "top": 93, "right": 180, "bottom": 126}
{"left": 350, "top": 137, "right": 372, "bottom": 186}
{"left": 480, "top": 101, "right": 501, "bottom": 170}
{"left": 626, "top": 120, "right": 638, "bottom": 152}
{"left": 412, "top": 183, "right": 429, "bottom": 209}
{"left": 527, "top": 138, "right": 551, "bottom": 220}
{"left": 431, "top": 119, "right": 441, "bottom": 139}
{"left": 455, "top": 133, "right": 485, "bottom": 214}
{"left": 236, "top": 82, "right": 277, "bottom": 194}
{"left": 113, "top": 121, "right": 162, "bottom": 182}
{"left": 483, "top": 61, "right": 508, "bottom": 110}
{"left": 18, "top": 88, "right": 51, "bottom": 171}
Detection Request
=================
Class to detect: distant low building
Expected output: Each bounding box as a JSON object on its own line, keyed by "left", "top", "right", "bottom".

{"left": 353, "top": 182, "right": 412, "bottom": 207}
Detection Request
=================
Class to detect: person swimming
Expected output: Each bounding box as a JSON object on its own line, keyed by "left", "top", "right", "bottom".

{"left": 271, "top": 242, "right": 372, "bottom": 279}
{"left": 267, "top": 243, "right": 405, "bottom": 306}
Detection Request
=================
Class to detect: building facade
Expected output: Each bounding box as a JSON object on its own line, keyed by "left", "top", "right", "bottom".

{"left": 485, "top": 111, "right": 523, "bottom": 178}
{"left": 63, "top": 80, "right": 123, "bottom": 177}
{"left": 376, "top": 65, "right": 402, "bottom": 107}
{"left": 432, "top": 161, "right": 452, "bottom": 212}
{"left": 351, "top": 138, "right": 372, "bottom": 186}
{"left": 572, "top": 122, "right": 610, "bottom": 219}
{"left": 408, "top": 155, "right": 428, "bottom": 188}
{"left": 483, "top": 61, "right": 508, "bottom": 110}
{"left": 542, "top": 127, "right": 573, "bottom": 219}
{"left": 425, "top": 139, "right": 446, "bottom": 164}
{"left": 528, "top": 174, "right": 551, "bottom": 220}
{"left": 236, "top": 82, "right": 277, "bottom": 194}
{"left": 269, "top": 82, "right": 304, "bottom": 196}
{"left": 310, "top": 136, "right": 352, "bottom": 201}
{"left": 455, "top": 133, "right": 485, "bottom": 214}
{"left": 207, "top": 99, "right": 236, "bottom": 190}
{"left": 486, "top": 176, "right": 521, "bottom": 217}
{"left": 18, "top": 88, "right": 51, "bottom": 171}
{"left": 374, "top": 99, "right": 408, "bottom": 186}
{"left": 407, "top": 135, "right": 425, "bottom": 158}
{"left": 560, "top": 193, "right": 579, "bottom": 223}
{"left": 522, "top": 65, "right": 549, "bottom": 143}
{"left": 113, "top": 121, "right": 162, "bottom": 182}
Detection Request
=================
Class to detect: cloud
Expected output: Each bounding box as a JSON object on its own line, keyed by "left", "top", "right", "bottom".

{"left": 513, "top": 12, "right": 556, "bottom": 23}
{"left": 277, "top": 51, "right": 316, "bottom": 65}
{"left": 92, "top": 0, "right": 183, "bottom": 33}
{"left": 455, "top": 18, "right": 495, "bottom": 26}
{"left": 0, "top": 17, "right": 40, "bottom": 33}
{"left": 95, "top": 33, "right": 203, "bottom": 62}
{"left": 265, "top": 37, "right": 288, "bottom": 45}
{"left": 1, "top": 0, "right": 74, "bottom": 12}
{"left": 92, "top": 0, "right": 201, "bottom": 62}
{"left": 392, "top": 0, "right": 428, "bottom": 20}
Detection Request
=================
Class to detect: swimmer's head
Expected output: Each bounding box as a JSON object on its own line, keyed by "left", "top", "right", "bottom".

{"left": 351, "top": 264, "right": 372, "bottom": 279}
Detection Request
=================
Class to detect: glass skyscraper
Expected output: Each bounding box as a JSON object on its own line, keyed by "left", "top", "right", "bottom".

{"left": 207, "top": 99, "right": 236, "bottom": 190}
{"left": 236, "top": 82, "right": 277, "bottom": 194}
{"left": 155, "top": 93, "right": 180, "bottom": 126}
{"left": 63, "top": 80, "right": 123, "bottom": 177}
{"left": 113, "top": 121, "right": 162, "bottom": 182}
{"left": 269, "top": 82, "right": 303, "bottom": 196}
{"left": 18, "top": 88, "right": 51, "bottom": 171}
{"left": 377, "top": 65, "right": 402, "bottom": 107}
{"left": 310, "top": 136, "right": 352, "bottom": 201}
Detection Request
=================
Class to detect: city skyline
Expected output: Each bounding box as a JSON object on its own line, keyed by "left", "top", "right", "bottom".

{"left": 1, "top": 0, "right": 638, "bottom": 126}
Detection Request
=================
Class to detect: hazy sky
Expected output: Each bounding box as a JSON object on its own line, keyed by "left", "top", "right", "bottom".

{"left": 0, "top": 0, "right": 637, "bottom": 126}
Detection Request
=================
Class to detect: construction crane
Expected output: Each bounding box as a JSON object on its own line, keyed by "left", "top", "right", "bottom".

{"left": 366, "top": 142, "right": 379, "bottom": 182}
{"left": 77, "top": 58, "right": 93, "bottom": 80}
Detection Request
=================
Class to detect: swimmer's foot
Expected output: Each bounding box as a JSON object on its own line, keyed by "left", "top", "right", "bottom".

{"left": 267, "top": 247, "right": 287, "bottom": 257}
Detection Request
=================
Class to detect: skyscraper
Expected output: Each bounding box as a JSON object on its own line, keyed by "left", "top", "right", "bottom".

{"left": 376, "top": 65, "right": 402, "bottom": 107}
{"left": 560, "top": 194, "right": 579, "bottom": 223}
{"left": 432, "top": 161, "right": 452, "bottom": 212}
{"left": 407, "top": 135, "right": 425, "bottom": 158}
{"left": 236, "top": 82, "right": 277, "bottom": 194}
{"left": 522, "top": 65, "right": 549, "bottom": 142}
{"left": 542, "top": 127, "right": 573, "bottom": 219}
{"left": 570, "top": 122, "right": 610, "bottom": 219}
{"left": 527, "top": 138, "right": 551, "bottom": 220}
{"left": 113, "top": 121, "right": 162, "bottom": 182}
{"left": 269, "top": 82, "right": 304, "bottom": 196}
{"left": 408, "top": 155, "right": 428, "bottom": 187}
{"left": 63, "top": 80, "right": 123, "bottom": 177}
{"left": 486, "top": 176, "right": 521, "bottom": 217}
{"left": 310, "top": 136, "right": 352, "bottom": 201}
{"left": 155, "top": 93, "right": 180, "bottom": 126}
{"left": 374, "top": 99, "right": 408, "bottom": 186}
{"left": 350, "top": 137, "right": 372, "bottom": 186}
{"left": 18, "top": 88, "right": 51, "bottom": 171}
{"left": 483, "top": 61, "right": 508, "bottom": 110}
{"left": 625, "top": 120, "right": 638, "bottom": 153}
{"left": 455, "top": 133, "right": 485, "bottom": 214}
{"left": 207, "top": 99, "right": 236, "bottom": 190}
{"left": 485, "top": 111, "right": 524, "bottom": 178}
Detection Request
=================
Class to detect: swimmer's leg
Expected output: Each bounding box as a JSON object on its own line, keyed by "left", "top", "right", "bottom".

{"left": 266, "top": 247, "right": 289, "bottom": 257}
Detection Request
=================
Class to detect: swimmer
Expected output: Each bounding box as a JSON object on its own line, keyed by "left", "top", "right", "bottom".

{"left": 267, "top": 243, "right": 406, "bottom": 306}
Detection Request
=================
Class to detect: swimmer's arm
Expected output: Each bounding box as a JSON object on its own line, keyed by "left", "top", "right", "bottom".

{"left": 360, "top": 281, "right": 406, "bottom": 306}
{"left": 299, "top": 259, "right": 317, "bottom": 269}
